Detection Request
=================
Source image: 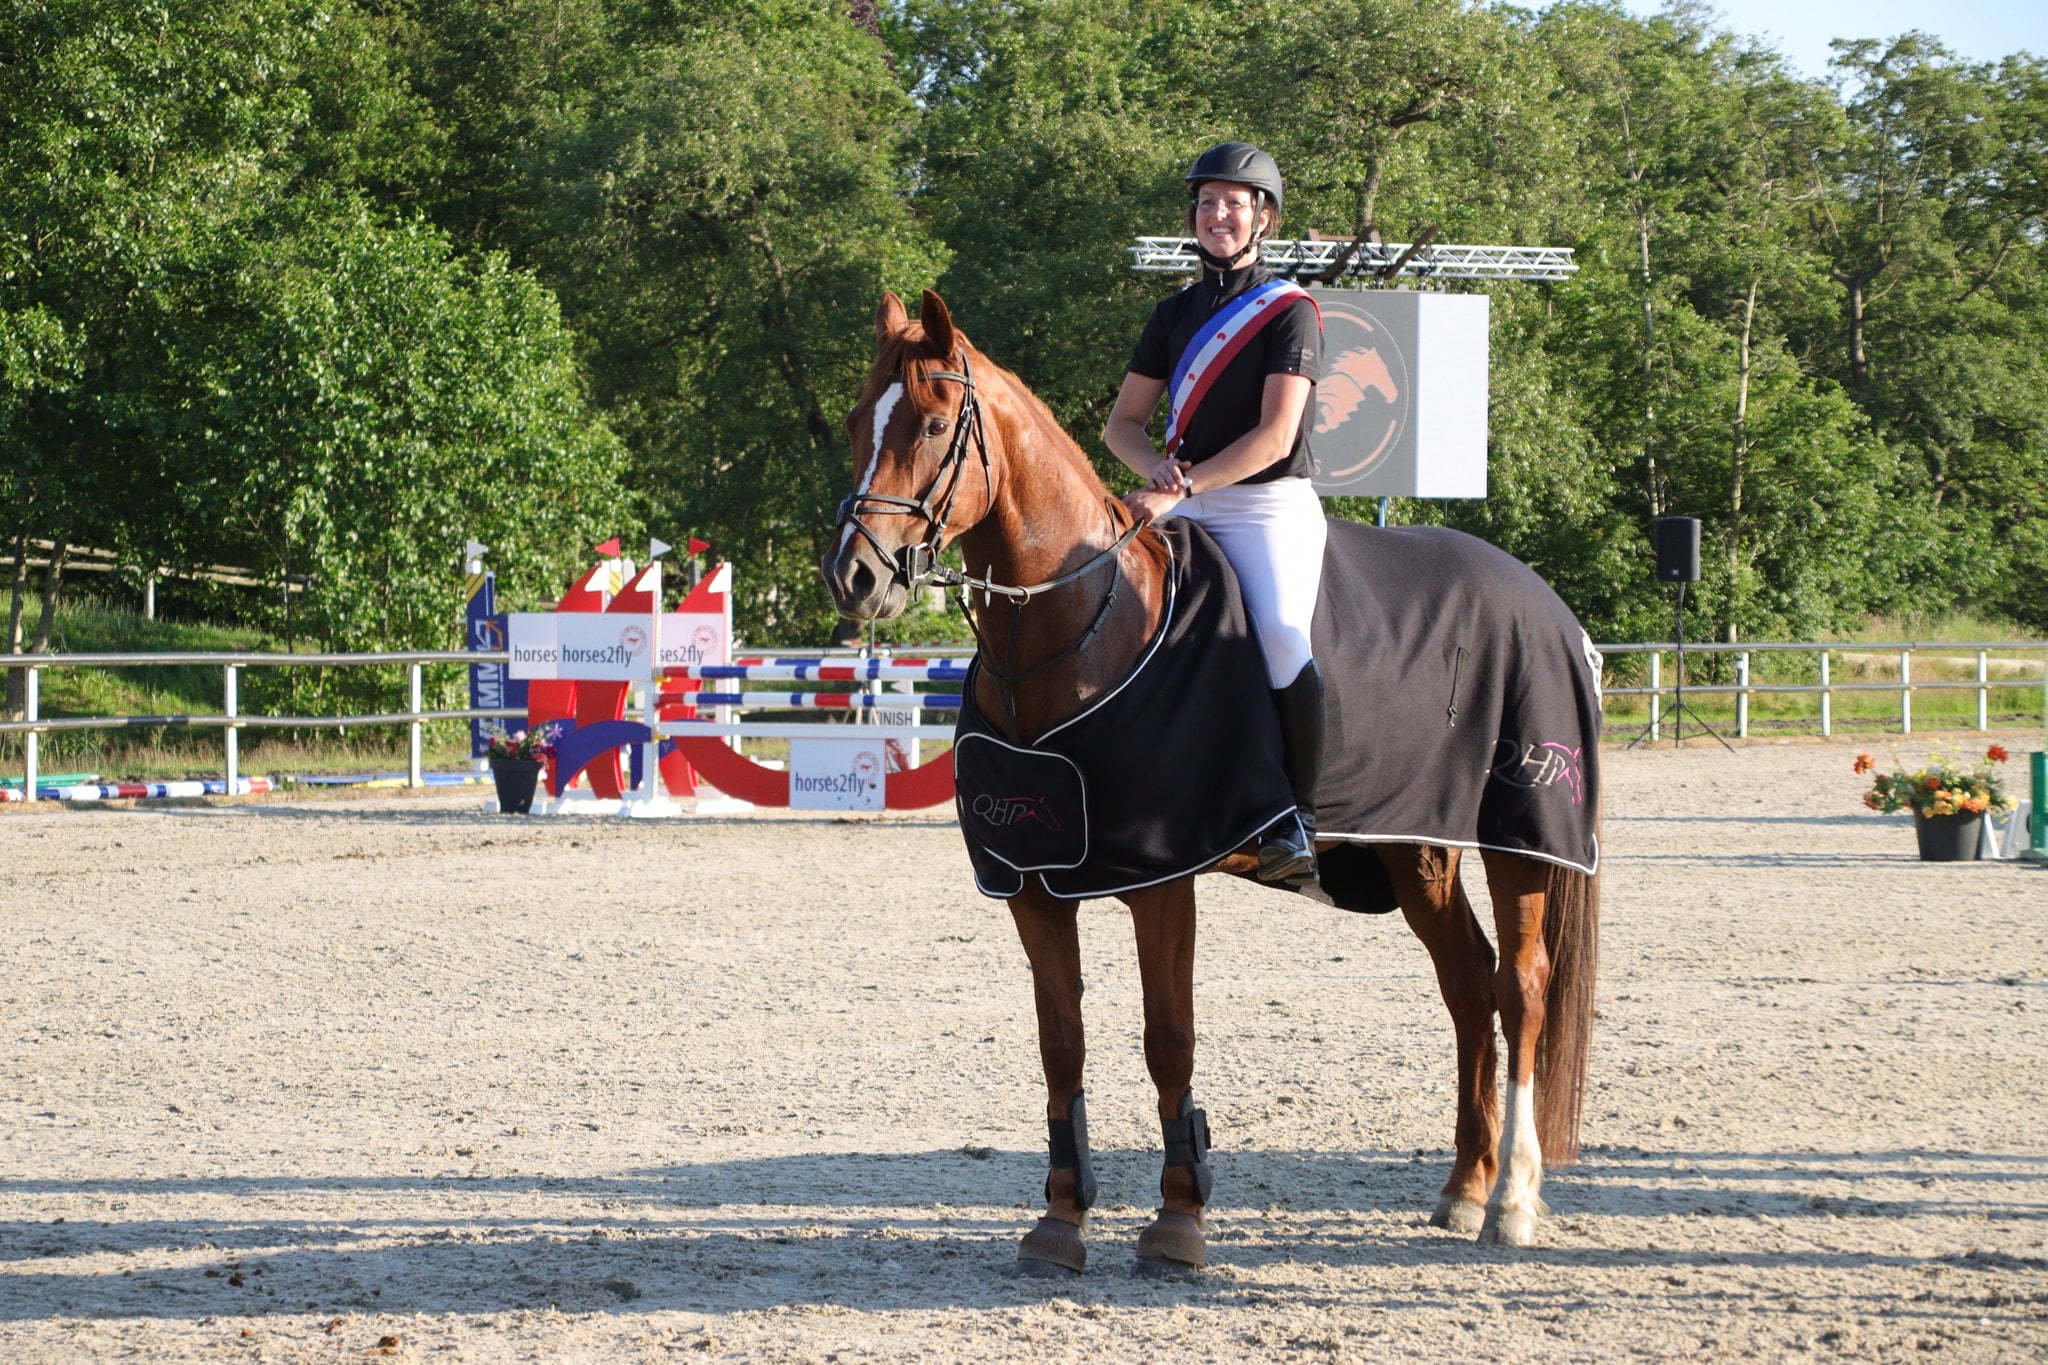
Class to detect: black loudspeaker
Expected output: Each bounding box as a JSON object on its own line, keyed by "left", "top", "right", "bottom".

{"left": 1654, "top": 516, "right": 1701, "bottom": 583}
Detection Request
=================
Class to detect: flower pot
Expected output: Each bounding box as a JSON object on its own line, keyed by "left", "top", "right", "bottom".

{"left": 1912, "top": 809, "right": 1982, "bottom": 862}
{"left": 490, "top": 758, "right": 543, "bottom": 815}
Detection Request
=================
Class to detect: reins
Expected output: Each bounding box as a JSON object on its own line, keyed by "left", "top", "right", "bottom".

{"left": 831, "top": 348, "right": 1152, "bottom": 739}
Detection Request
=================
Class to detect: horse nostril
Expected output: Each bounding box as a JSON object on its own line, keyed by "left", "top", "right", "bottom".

{"left": 847, "top": 558, "right": 877, "bottom": 602}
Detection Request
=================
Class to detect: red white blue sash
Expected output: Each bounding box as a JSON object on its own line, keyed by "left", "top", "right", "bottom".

{"left": 1164, "top": 278, "right": 1319, "bottom": 456}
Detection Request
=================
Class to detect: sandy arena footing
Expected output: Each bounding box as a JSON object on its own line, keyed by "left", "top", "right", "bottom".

{"left": 3, "top": 738, "right": 2045, "bottom": 1361}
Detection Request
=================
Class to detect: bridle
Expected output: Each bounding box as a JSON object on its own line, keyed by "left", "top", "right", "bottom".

{"left": 832, "top": 347, "right": 1150, "bottom": 737}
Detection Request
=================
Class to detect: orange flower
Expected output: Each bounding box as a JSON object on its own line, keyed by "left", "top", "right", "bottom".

{"left": 1961, "top": 797, "right": 1987, "bottom": 813}
{"left": 1853, "top": 753, "right": 1875, "bottom": 775}
{"left": 1987, "top": 745, "right": 2010, "bottom": 763}
{"left": 1862, "top": 792, "right": 1883, "bottom": 810}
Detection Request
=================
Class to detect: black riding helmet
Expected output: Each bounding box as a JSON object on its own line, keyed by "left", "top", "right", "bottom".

{"left": 1184, "top": 142, "right": 1283, "bottom": 268}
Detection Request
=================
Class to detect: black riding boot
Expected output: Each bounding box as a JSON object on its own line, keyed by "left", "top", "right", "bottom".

{"left": 1258, "top": 659, "right": 1325, "bottom": 889}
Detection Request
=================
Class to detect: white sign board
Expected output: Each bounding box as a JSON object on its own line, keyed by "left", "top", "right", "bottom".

{"left": 656, "top": 612, "right": 727, "bottom": 671}
{"left": 1307, "top": 289, "right": 1489, "bottom": 499}
{"left": 508, "top": 612, "right": 729, "bottom": 680}
{"left": 788, "top": 738, "right": 886, "bottom": 811}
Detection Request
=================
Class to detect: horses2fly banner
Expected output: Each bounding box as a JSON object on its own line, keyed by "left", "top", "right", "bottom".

{"left": 787, "top": 739, "right": 886, "bottom": 812}
{"left": 506, "top": 610, "right": 728, "bottom": 680}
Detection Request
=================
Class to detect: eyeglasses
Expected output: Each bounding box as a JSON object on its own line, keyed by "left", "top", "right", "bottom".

{"left": 1195, "top": 191, "right": 1258, "bottom": 216}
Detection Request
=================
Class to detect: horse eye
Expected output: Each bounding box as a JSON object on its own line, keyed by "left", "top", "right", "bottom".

{"left": 925, "top": 416, "right": 950, "bottom": 438}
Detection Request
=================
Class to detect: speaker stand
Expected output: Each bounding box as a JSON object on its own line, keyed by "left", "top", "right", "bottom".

{"left": 1628, "top": 582, "right": 1735, "bottom": 752}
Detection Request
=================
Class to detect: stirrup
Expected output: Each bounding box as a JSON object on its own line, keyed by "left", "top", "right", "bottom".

{"left": 1257, "top": 810, "right": 1318, "bottom": 888}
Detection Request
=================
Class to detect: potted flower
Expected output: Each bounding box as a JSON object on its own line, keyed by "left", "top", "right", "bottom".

{"left": 1855, "top": 745, "right": 2014, "bottom": 861}
{"left": 485, "top": 723, "right": 560, "bottom": 815}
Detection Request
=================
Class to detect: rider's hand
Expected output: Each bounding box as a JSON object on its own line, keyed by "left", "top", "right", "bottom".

{"left": 1146, "top": 457, "right": 1191, "bottom": 494}
{"left": 1122, "top": 486, "right": 1183, "bottom": 526}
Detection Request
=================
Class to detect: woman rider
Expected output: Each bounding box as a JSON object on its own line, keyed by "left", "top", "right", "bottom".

{"left": 1103, "top": 141, "right": 1326, "bottom": 893}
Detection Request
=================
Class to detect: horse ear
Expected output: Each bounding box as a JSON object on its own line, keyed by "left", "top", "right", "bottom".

{"left": 920, "top": 289, "right": 958, "bottom": 360}
{"left": 875, "top": 291, "right": 909, "bottom": 346}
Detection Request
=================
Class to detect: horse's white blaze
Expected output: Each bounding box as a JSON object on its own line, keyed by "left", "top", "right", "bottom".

{"left": 839, "top": 382, "right": 903, "bottom": 554}
{"left": 1493, "top": 1077, "right": 1544, "bottom": 1217}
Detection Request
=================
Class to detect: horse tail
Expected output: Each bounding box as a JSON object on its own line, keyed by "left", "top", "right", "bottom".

{"left": 1535, "top": 824, "right": 1600, "bottom": 1166}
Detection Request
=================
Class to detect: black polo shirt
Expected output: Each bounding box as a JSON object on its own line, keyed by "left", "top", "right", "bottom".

{"left": 1128, "top": 261, "right": 1322, "bottom": 484}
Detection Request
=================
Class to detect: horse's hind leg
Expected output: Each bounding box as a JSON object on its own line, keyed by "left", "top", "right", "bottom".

{"left": 1008, "top": 884, "right": 1092, "bottom": 1274}
{"left": 1122, "top": 876, "right": 1209, "bottom": 1271}
{"left": 1476, "top": 849, "right": 1552, "bottom": 1247}
{"left": 1380, "top": 844, "right": 1499, "bottom": 1234}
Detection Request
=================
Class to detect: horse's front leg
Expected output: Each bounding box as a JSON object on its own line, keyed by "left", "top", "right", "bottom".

{"left": 1009, "top": 883, "right": 1094, "bottom": 1274}
{"left": 1477, "top": 850, "right": 1551, "bottom": 1247}
{"left": 1122, "top": 876, "right": 1209, "bottom": 1271}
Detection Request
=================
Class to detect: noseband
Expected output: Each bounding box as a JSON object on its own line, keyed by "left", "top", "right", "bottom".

{"left": 831, "top": 348, "right": 1150, "bottom": 737}
{"left": 834, "top": 352, "right": 993, "bottom": 591}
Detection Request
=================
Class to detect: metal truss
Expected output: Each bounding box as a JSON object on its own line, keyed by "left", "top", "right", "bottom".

{"left": 1129, "top": 237, "right": 1578, "bottom": 283}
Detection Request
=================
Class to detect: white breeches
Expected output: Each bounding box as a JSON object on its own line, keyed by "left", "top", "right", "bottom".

{"left": 1162, "top": 476, "right": 1326, "bottom": 688}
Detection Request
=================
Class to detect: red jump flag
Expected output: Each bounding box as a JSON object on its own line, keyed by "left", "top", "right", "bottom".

{"left": 687, "top": 537, "right": 710, "bottom": 556}
{"left": 593, "top": 537, "right": 622, "bottom": 557}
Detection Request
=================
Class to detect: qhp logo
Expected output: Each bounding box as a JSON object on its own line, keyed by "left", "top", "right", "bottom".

{"left": 618, "top": 624, "right": 648, "bottom": 655}
{"left": 1490, "top": 739, "right": 1586, "bottom": 806}
{"left": 972, "top": 794, "right": 1063, "bottom": 830}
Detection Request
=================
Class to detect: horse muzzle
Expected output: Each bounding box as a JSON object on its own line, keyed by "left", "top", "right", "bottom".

{"left": 821, "top": 535, "right": 911, "bottom": 621}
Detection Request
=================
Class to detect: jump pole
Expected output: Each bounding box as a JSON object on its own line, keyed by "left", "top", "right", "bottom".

{"left": 623, "top": 539, "right": 682, "bottom": 819}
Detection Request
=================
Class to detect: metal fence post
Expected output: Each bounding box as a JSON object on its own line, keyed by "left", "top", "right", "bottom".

{"left": 23, "top": 667, "right": 38, "bottom": 803}
{"left": 1900, "top": 648, "right": 1912, "bottom": 735}
{"left": 1737, "top": 651, "right": 1751, "bottom": 739}
{"left": 1977, "top": 650, "right": 1989, "bottom": 731}
{"left": 408, "top": 662, "right": 423, "bottom": 789}
{"left": 1819, "top": 650, "right": 1832, "bottom": 738}
{"left": 224, "top": 664, "right": 238, "bottom": 792}
{"left": 1649, "top": 652, "right": 1662, "bottom": 742}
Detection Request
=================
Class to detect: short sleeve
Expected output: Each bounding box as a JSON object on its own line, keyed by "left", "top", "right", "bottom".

{"left": 1128, "top": 300, "right": 1175, "bottom": 379}
{"left": 1263, "top": 297, "right": 1323, "bottom": 382}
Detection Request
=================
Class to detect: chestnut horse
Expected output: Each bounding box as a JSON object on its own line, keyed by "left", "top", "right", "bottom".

{"left": 822, "top": 289, "right": 1599, "bottom": 1272}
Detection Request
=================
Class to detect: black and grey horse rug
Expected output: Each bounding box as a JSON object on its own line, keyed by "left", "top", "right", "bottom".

{"left": 952, "top": 518, "right": 1604, "bottom": 911}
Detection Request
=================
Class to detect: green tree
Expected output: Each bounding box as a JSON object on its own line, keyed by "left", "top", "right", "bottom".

{"left": 139, "top": 201, "right": 630, "bottom": 676}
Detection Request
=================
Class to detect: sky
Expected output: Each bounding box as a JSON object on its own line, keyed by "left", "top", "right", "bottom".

{"left": 1615, "top": 1, "right": 2046, "bottom": 78}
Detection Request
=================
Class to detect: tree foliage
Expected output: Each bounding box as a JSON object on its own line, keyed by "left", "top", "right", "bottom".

{"left": 5, "top": 0, "right": 2046, "bottom": 660}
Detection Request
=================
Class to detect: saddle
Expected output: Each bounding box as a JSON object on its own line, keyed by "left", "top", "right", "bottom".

{"left": 952, "top": 519, "right": 1604, "bottom": 909}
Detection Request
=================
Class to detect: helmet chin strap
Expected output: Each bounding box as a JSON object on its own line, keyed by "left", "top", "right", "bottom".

{"left": 1194, "top": 240, "right": 1258, "bottom": 272}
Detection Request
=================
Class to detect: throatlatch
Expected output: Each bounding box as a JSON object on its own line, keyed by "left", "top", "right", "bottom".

{"left": 1160, "top": 1089, "right": 1213, "bottom": 1206}
{"left": 1046, "top": 1090, "right": 1098, "bottom": 1211}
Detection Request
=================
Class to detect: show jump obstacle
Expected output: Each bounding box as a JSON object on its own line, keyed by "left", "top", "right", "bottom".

{"left": 468, "top": 545, "right": 958, "bottom": 815}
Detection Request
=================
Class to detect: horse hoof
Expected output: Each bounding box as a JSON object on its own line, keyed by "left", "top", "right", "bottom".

{"left": 1479, "top": 1208, "right": 1538, "bottom": 1248}
{"left": 1134, "top": 1209, "right": 1206, "bottom": 1270}
{"left": 1431, "top": 1196, "right": 1486, "bottom": 1235}
{"left": 1016, "top": 1217, "right": 1086, "bottom": 1274}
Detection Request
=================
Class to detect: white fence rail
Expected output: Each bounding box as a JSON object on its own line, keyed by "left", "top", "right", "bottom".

{"left": 3, "top": 640, "right": 2044, "bottom": 801}
{"left": 1600, "top": 641, "right": 2048, "bottom": 741}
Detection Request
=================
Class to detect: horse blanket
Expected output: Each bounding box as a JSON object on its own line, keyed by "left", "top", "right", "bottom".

{"left": 952, "top": 518, "right": 1604, "bottom": 909}
{"left": 953, "top": 521, "right": 1295, "bottom": 900}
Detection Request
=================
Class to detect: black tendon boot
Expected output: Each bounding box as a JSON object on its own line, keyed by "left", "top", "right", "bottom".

{"left": 1258, "top": 660, "right": 1325, "bottom": 890}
